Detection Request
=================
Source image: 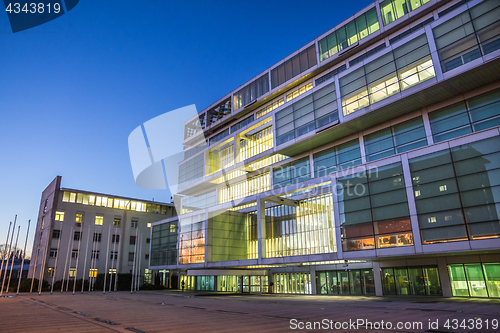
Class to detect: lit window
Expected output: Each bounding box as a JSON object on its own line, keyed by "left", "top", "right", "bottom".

{"left": 113, "top": 218, "right": 121, "bottom": 227}
{"left": 147, "top": 223, "right": 151, "bottom": 228}
{"left": 89, "top": 269, "right": 97, "bottom": 277}
{"left": 95, "top": 215, "right": 103, "bottom": 225}
{"left": 256, "top": 98, "right": 285, "bottom": 119}
{"left": 439, "top": 185, "right": 447, "bottom": 192}
{"left": 108, "top": 268, "right": 116, "bottom": 274}
{"left": 414, "top": 190, "right": 421, "bottom": 197}
{"left": 170, "top": 224, "right": 176, "bottom": 233}
{"left": 428, "top": 217, "right": 437, "bottom": 223}
{"left": 445, "top": 215, "right": 452, "bottom": 221}
{"left": 55, "top": 211, "right": 65, "bottom": 221}
{"left": 76, "top": 214, "right": 83, "bottom": 224}
{"left": 286, "top": 83, "right": 313, "bottom": 103}
{"left": 46, "top": 267, "right": 54, "bottom": 277}
{"left": 69, "top": 268, "right": 76, "bottom": 278}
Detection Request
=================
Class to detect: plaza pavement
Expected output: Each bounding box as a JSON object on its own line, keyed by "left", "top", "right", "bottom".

{"left": 0, "top": 290, "right": 499, "bottom": 332}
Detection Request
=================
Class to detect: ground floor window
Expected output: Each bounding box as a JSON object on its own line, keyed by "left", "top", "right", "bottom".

{"left": 448, "top": 263, "right": 500, "bottom": 298}
{"left": 382, "top": 266, "right": 441, "bottom": 296}
{"left": 317, "top": 269, "right": 374, "bottom": 295}
{"left": 274, "top": 272, "right": 312, "bottom": 294}
{"left": 180, "top": 275, "right": 268, "bottom": 293}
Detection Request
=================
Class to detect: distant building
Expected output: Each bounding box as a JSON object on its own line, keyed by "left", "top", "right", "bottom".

{"left": 28, "top": 176, "right": 176, "bottom": 286}
{"left": 0, "top": 258, "right": 30, "bottom": 280}
{"left": 150, "top": 0, "right": 500, "bottom": 297}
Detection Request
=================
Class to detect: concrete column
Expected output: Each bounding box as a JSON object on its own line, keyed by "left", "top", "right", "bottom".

{"left": 425, "top": 26, "right": 444, "bottom": 82}
{"left": 331, "top": 175, "right": 343, "bottom": 258}
{"left": 437, "top": 257, "right": 453, "bottom": 297}
{"left": 373, "top": 262, "right": 383, "bottom": 297}
{"left": 310, "top": 267, "right": 317, "bottom": 295}
{"left": 257, "top": 198, "right": 266, "bottom": 265}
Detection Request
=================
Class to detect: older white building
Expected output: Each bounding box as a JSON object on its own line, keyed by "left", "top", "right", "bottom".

{"left": 28, "top": 176, "right": 176, "bottom": 287}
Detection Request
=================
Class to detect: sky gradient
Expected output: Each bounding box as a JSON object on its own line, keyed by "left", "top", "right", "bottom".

{"left": 0, "top": 0, "right": 375, "bottom": 254}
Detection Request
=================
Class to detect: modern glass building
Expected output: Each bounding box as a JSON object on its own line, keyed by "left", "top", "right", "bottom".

{"left": 150, "top": 0, "right": 500, "bottom": 297}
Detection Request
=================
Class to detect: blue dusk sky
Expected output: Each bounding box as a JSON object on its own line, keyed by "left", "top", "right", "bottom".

{"left": 0, "top": 0, "right": 374, "bottom": 253}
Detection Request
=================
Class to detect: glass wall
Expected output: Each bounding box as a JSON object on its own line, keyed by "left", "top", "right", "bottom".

{"left": 313, "top": 139, "right": 362, "bottom": 177}
{"left": 319, "top": 8, "right": 380, "bottom": 62}
{"left": 380, "top": 0, "right": 432, "bottom": 26}
{"left": 382, "top": 266, "right": 442, "bottom": 295}
{"left": 410, "top": 136, "right": 500, "bottom": 244}
{"left": 338, "top": 163, "right": 413, "bottom": 251}
{"left": 433, "top": 1, "right": 500, "bottom": 73}
{"left": 273, "top": 157, "right": 311, "bottom": 189}
{"left": 265, "top": 193, "right": 334, "bottom": 257}
{"left": 209, "top": 211, "right": 249, "bottom": 262}
{"left": 218, "top": 173, "right": 270, "bottom": 204}
{"left": 256, "top": 98, "right": 284, "bottom": 119}
{"left": 178, "top": 214, "right": 206, "bottom": 264}
{"left": 449, "top": 263, "right": 500, "bottom": 298}
{"left": 271, "top": 45, "right": 317, "bottom": 89}
{"left": 275, "top": 82, "right": 339, "bottom": 145}
{"left": 178, "top": 153, "right": 205, "bottom": 189}
{"left": 207, "top": 140, "right": 234, "bottom": 175}
{"left": 429, "top": 89, "right": 500, "bottom": 143}
{"left": 150, "top": 220, "right": 178, "bottom": 266}
{"left": 274, "top": 272, "right": 312, "bottom": 294}
{"left": 317, "top": 269, "right": 375, "bottom": 295}
{"left": 180, "top": 275, "right": 269, "bottom": 293}
{"left": 340, "top": 34, "right": 435, "bottom": 116}
{"left": 233, "top": 74, "right": 270, "bottom": 110}
{"left": 364, "top": 116, "right": 427, "bottom": 162}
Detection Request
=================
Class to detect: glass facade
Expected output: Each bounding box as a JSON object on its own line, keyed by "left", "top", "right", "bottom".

{"left": 449, "top": 263, "right": 500, "bottom": 298}
{"left": 364, "top": 116, "right": 427, "bottom": 162}
{"left": 274, "top": 272, "right": 312, "bottom": 294}
{"left": 410, "top": 136, "right": 500, "bottom": 244}
{"left": 180, "top": 275, "right": 268, "bottom": 293}
{"left": 429, "top": 89, "right": 500, "bottom": 143}
{"left": 382, "top": 266, "right": 442, "bottom": 295}
{"left": 314, "top": 139, "right": 362, "bottom": 177}
{"left": 178, "top": 214, "right": 206, "bottom": 264}
{"left": 276, "top": 82, "right": 338, "bottom": 145}
{"left": 433, "top": 1, "right": 500, "bottom": 73}
{"left": 273, "top": 157, "right": 311, "bottom": 189}
{"left": 265, "top": 193, "right": 334, "bottom": 257}
{"left": 340, "top": 34, "right": 435, "bottom": 116}
{"left": 319, "top": 8, "right": 380, "bottom": 62}
{"left": 150, "top": 220, "right": 178, "bottom": 266}
{"left": 271, "top": 45, "right": 317, "bottom": 89}
{"left": 317, "top": 269, "right": 375, "bottom": 295}
{"left": 380, "top": 0, "right": 431, "bottom": 26}
{"left": 233, "top": 74, "right": 270, "bottom": 110}
{"left": 338, "top": 163, "right": 413, "bottom": 251}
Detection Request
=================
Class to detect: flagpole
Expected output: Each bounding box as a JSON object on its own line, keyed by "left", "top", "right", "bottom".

{"left": 51, "top": 222, "right": 63, "bottom": 294}
{"left": 30, "top": 220, "right": 42, "bottom": 294}
{"left": 89, "top": 230, "right": 97, "bottom": 292}
{"left": 136, "top": 233, "right": 142, "bottom": 291}
{"left": 66, "top": 228, "right": 76, "bottom": 292}
{"left": 37, "top": 227, "right": 50, "bottom": 295}
{"left": 0, "top": 222, "right": 12, "bottom": 284}
{"left": 103, "top": 225, "right": 111, "bottom": 294}
{"left": 109, "top": 227, "right": 117, "bottom": 292}
{"left": 6, "top": 225, "right": 21, "bottom": 293}
{"left": 131, "top": 228, "right": 138, "bottom": 293}
{"left": 61, "top": 227, "right": 73, "bottom": 292}
{"left": 114, "top": 228, "right": 121, "bottom": 292}
{"left": 17, "top": 220, "right": 30, "bottom": 295}
{"left": 73, "top": 226, "right": 83, "bottom": 294}
{"left": 1, "top": 217, "right": 17, "bottom": 296}
{"left": 81, "top": 226, "right": 90, "bottom": 293}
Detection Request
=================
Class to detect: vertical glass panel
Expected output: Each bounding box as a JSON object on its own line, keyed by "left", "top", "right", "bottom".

{"left": 340, "top": 271, "right": 350, "bottom": 294}
{"left": 395, "top": 267, "right": 410, "bottom": 295}
{"left": 366, "top": 8, "right": 380, "bottom": 33}
{"left": 346, "top": 20, "right": 358, "bottom": 46}
{"left": 424, "top": 266, "right": 442, "bottom": 296}
{"left": 409, "top": 267, "right": 426, "bottom": 295}
{"left": 351, "top": 270, "right": 362, "bottom": 294}
{"left": 356, "top": 15, "right": 369, "bottom": 40}
{"left": 464, "top": 264, "right": 488, "bottom": 297}
{"left": 381, "top": 0, "right": 396, "bottom": 25}
{"left": 449, "top": 264, "right": 469, "bottom": 296}
{"left": 483, "top": 263, "right": 500, "bottom": 298}
{"left": 382, "top": 268, "right": 397, "bottom": 295}
{"left": 362, "top": 269, "right": 376, "bottom": 295}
